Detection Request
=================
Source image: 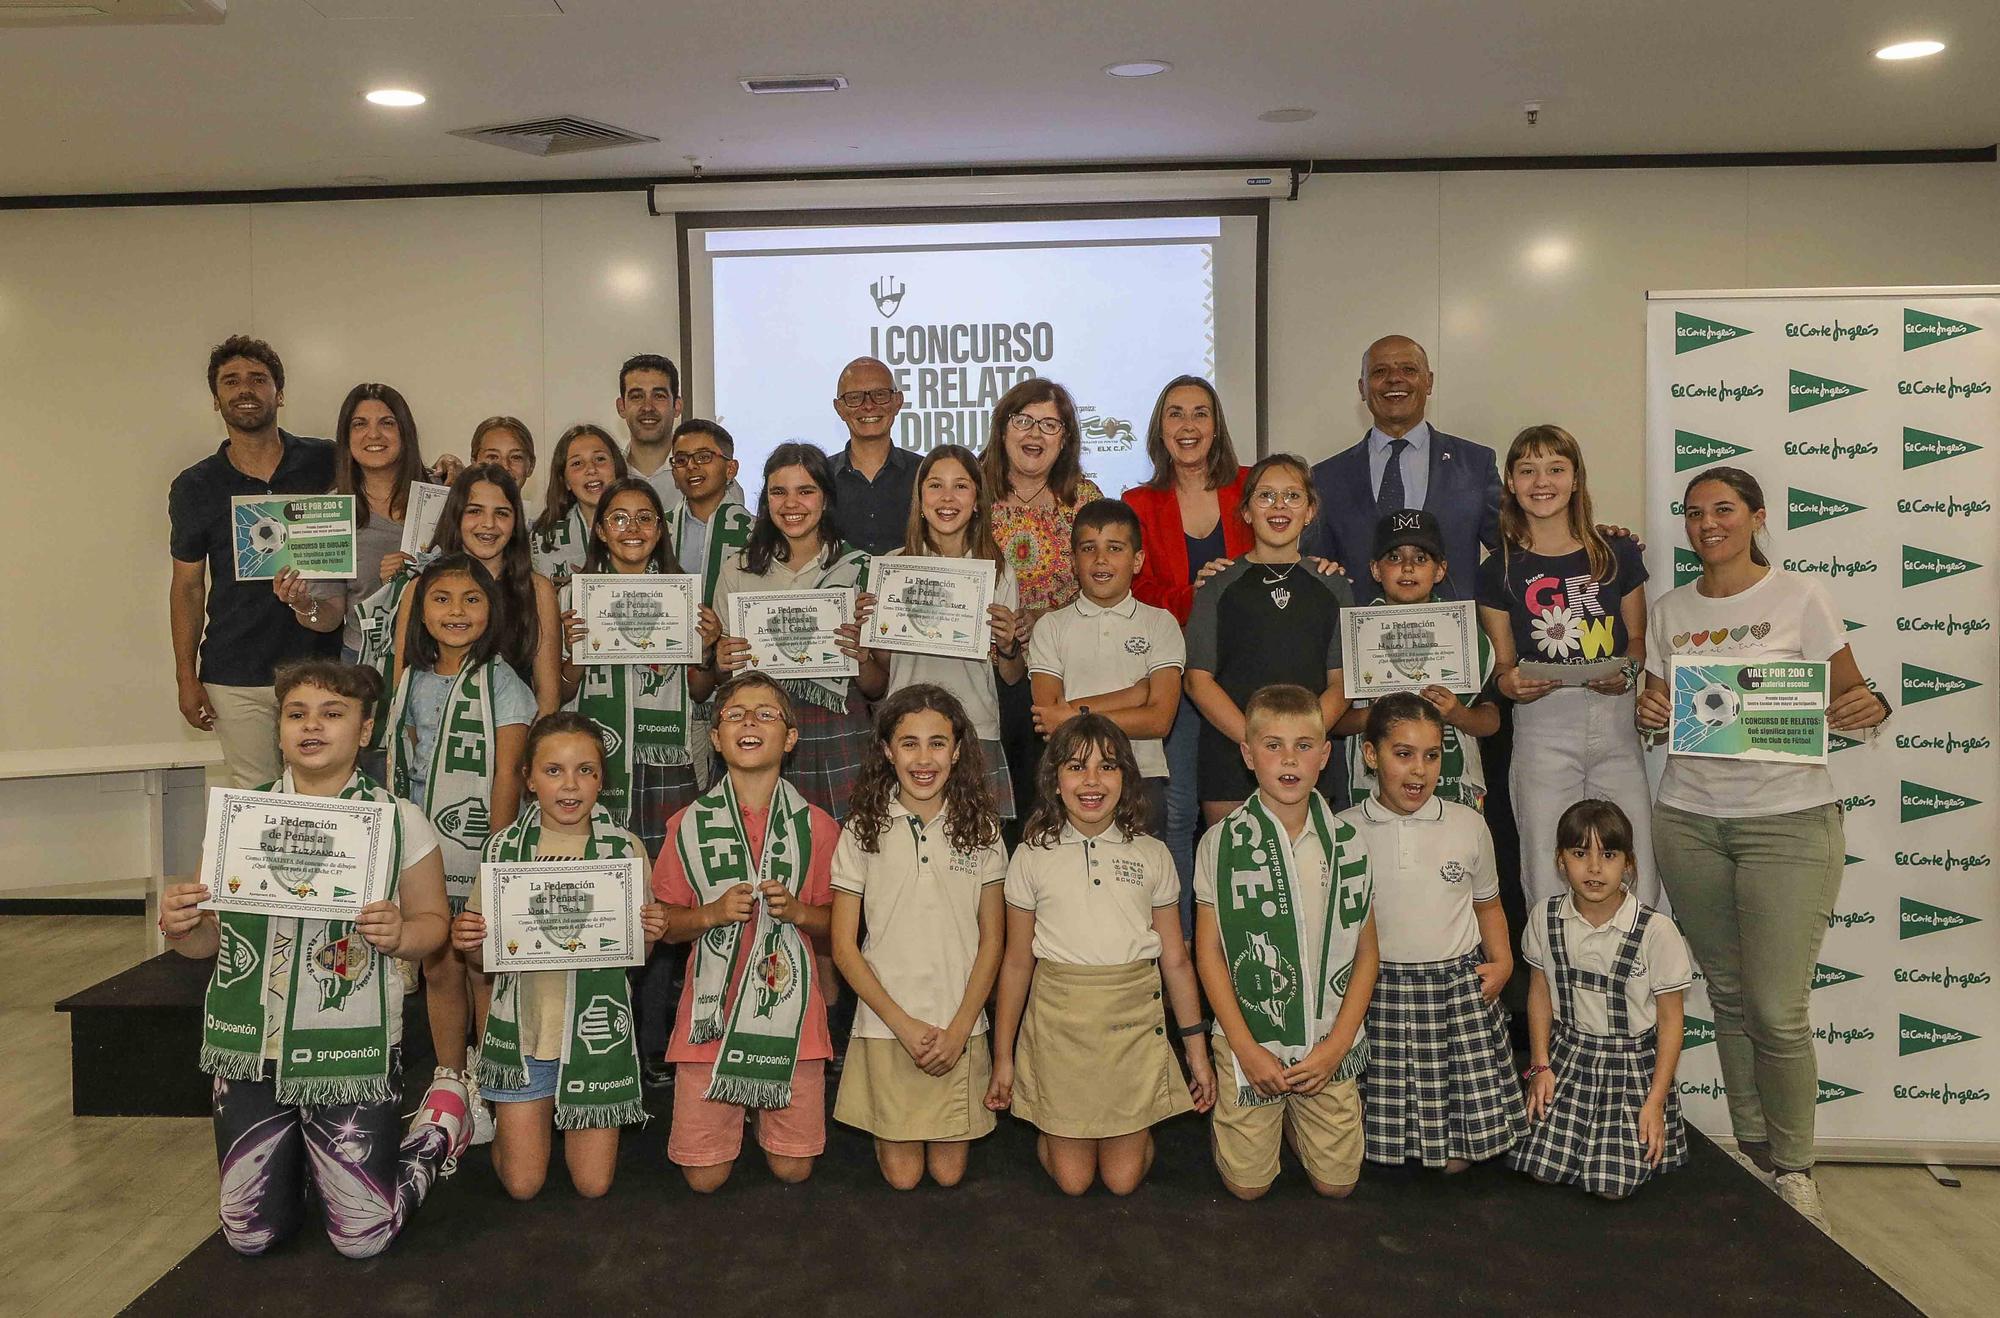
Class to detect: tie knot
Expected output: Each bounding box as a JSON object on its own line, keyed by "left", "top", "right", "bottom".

{"left": 1388, "top": 438, "right": 1410, "bottom": 454}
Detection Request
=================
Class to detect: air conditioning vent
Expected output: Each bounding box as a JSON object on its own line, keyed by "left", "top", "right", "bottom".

{"left": 740, "top": 74, "right": 849, "bottom": 95}
{"left": 450, "top": 116, "right": 658, "bottom": 157}
{"left": 0, "top": 0, "right": 224, "bottom": 24}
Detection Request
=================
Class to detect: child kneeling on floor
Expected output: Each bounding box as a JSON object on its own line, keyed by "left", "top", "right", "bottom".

{"left": 451, "top": 713, "right": 666, "bottom": 1199}
{"left": 1509, "top": 798, "right": 1692, "bottom": 1198}
{"left": 1195, "top": 684, "right": 1379, "bottom": 1199}
{"left": 652, "top": 671, "right": 841, "bottom": 1191}
{"left": 161, "top": 660, "right": 467, "bottom": 1259}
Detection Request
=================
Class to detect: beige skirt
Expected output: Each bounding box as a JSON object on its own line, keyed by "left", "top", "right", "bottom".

{"left": 1011, "top": 959, "right": 1194, "bottom": 1139}
{"left": 834, "top": 1034, "right": 997, "bottom": 1143}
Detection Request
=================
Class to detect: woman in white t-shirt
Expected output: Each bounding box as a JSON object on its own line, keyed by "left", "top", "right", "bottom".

{"left": 1636, "top": 466, "right": 1888, "bottom": 1232}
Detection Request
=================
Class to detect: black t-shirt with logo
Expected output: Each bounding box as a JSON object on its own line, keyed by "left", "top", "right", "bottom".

{"left": 1475, "top": 537, "right": 1647, "bottom": 665}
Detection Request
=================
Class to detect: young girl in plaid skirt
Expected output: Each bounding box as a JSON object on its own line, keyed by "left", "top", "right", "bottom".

{"left": 1339, "top": 693, "right": 1526, "bottom": 1172}
{"left": 1509, "top": 799, "right": 1692, "bottom": 1198}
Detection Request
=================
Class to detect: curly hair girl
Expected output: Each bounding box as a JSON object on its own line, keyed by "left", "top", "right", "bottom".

{"left": 845, "top": 684, "right": 999, "bottom": 855}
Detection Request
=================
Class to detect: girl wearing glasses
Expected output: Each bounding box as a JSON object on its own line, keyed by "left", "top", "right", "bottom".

{"left": 1184, "top": 453, "right": 1354, "bottom": 822}
{"left": 980, "top": 379, "right": 1104, "bottom": 828}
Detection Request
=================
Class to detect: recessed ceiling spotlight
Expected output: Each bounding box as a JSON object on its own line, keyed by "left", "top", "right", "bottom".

{"left": 365, "top": 88, "right": 426, "bottom": 107}
{"left": 1104, "top": 60, "right": 1172, "bottom": 78}
{"left": 1258, "top": 108, "right": 1317, "bottom": 123}
{"left": 1874, "top": 40, "right": 1945, "bottom": 60}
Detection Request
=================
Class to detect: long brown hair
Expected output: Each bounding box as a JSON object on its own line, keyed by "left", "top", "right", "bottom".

{"left": 846, "top": 685, "right": 999, "bottom": 855}
{"left": 1499, "top": 424, "right": 1613, "bottom": 582}
{"left": 1020, "top": 714, "right": 1150, "bottom": 847}
{"left": 1140, "top": 374, "right": 1241, "bottom": 491}
{"left": 431, "top": 464, "right": 539, "bottom": 683}
{"left": 534, "top": 424, "right": 628, "bottom": 540}
{"left": 903, "top": 444, "right": 1003, "bottom": 567}
{"left": 333, "top": 382, "right": 425, "bottom": 527}
{"left": 980, "top": 377, "right": 1086, "bottom": 508}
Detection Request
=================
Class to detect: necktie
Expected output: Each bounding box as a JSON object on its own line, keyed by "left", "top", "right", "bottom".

{"left": 1375, "top": 438, "right": 1411, "bottom": 517}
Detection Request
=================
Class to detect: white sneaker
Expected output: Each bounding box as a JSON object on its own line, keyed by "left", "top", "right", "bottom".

{"left": 1774, "top": 1170, "right": 1831, "bottom": 1234}
{"left": 470, "top": 1093, "right": 496, "bottom": 1146}
{"left": 1727, "top": 1147, "right": 1776, "bottom": 1188}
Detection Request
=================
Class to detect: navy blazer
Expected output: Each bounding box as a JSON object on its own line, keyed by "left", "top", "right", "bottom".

{"left": 1302, "top": 428, "right": 1502, "bottom": 601}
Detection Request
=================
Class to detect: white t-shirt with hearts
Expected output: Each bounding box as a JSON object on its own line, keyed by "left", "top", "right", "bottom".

{"left": 1645, "top": 567, "right": 1847, "bottom": 818}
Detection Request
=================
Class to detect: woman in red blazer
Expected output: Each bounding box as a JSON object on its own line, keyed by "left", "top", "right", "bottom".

{"left": 1120, "top": 375, "right": 1252, "bottom": 934}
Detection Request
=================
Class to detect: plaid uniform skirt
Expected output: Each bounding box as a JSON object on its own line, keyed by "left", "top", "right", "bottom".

{"left": 631, "top": 760, "right": 701, "bottom": 863}
{"left": 1363, "top": 950, "right": 1527, "bottom": 1167}
{"left": 784, "top": 693, "right": 872, "bottom": 822}
{"left": 976, "top": 736, "right": 1017, "bottom": 820}
{"left": 1507, "top": 1021, "right": 1689, "bottom": 1198}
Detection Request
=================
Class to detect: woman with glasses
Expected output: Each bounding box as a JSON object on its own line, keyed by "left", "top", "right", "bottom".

{"left": 979, "top": 379, "right": 1104, "bottom": 828}
{"left": 1120, "top": 376, "right": 1254, "bottom": 933}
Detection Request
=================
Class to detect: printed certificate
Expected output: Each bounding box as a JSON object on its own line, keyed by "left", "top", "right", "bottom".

{"left": 197, "top": 787, "right": 396, "bottom": 920}
{"left": 730, "top": 587, "right": 858, "bottom": 680}
{"left": 1342, "top": 600, "right": 1480, "bottom": 698}
{"left": 481, "top": 858, "right": 648, "bottom": 971}
{"left": 573, "top": 573, "right": 702, "bottom": 664}
{"left": 1517, "top": 657, "right": 1633, "bottom": 687}
{"left": 401, "top": 481, "right": 451, "bottom": 556}
{"left": 868, "top": 555, "right": 995, "bottom": 661}
{"left": 1669, "top": 658, "right": 1829, "bottom": 764}
{"left": 231, "top": 494, "right": 357, "bottom": 581}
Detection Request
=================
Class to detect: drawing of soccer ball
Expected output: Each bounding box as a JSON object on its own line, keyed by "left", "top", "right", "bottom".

{"left": 1692, "top": 682, "right": 1740, "bottom": 728}
{"left": 248, "top": 516, "right": 287, "bottom": 552}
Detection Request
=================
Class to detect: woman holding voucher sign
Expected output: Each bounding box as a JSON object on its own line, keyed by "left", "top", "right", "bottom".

{"left": 1476, "top": 425, "right": 1655, "bottom": 907}
{"left": 1122, "top": 375, "right": 1253, "bottom": 921}
{"left": 981, "top": 379, "right": 1104, "bottom": 827}
{"left": 532, "top": 424, "right": 629, "bottom": 590}
{"left": 160, "top": 660, "right": 467, "bottom": 1258}
{"left": 1637, "top": 466, "right": 1888, "bottom": 1233}
{"left": 878, "top": 443, "right": 1027, "bottom": 817}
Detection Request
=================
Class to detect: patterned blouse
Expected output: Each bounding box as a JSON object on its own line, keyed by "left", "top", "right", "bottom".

{"left": 991, "top": 477, "right": 1104, "bottom": 613}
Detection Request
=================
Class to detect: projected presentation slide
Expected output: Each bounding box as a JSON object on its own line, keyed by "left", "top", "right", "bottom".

{"left": 686, "top": 214, "right": 1261, "bottom": 500}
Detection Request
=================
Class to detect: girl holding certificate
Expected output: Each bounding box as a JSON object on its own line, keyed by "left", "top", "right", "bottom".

{"left": 160, "top": 660, "right": 468, "bottom": 1259}
{"left": 711, "top": 442, "right": 883, "bottom": 822}
{"left": 386, "top": 553, "right": 536, "bottom": 1141}
{"left": 1636, "top": 466, "right": 1887, "bottom": 1232}
{"left": 879, "top": 443, "right": 1027, "bottom": 817}
{"left": 532, "top": 424, "right": 629, "bottom": 590}
{"left": 452, "top": 713, "right": 668, "bottom": 1199}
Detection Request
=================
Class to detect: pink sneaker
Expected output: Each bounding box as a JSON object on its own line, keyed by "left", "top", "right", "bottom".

{"left": 413, "top": 1069, "right": 473, "bottom": 1163}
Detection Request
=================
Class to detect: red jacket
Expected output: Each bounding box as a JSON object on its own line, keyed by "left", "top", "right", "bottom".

{"left": 1121, "top": 468, "right": 1254, "bottom": 625}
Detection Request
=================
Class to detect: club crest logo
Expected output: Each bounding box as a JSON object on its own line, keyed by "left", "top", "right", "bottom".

{"left": 575, "top": 994, "right": 632, "bottom": 1055}
{"left": 215, "top": 920, "right": 261, "bottom": 989}
{"left": 869, "top": 275, "right": 906, "bottom": 318}
{"left": 529, "top": 884, "right": 593, "bottom": 952}
{"left": 1231, "top": 931, "right": 1298, "bottom": 1029}
{"left": 753, "top": 930, "right": 798, "bottom": 1018}
{"left": 305, "top": 926, "right": 372, "bottom": 1011}
{"left": 1439, "top": 860, "right": 1472, "bottom": 885}
{"left": 1076, "top": 406, "right": 1137, "bottom": 452}
{"left": 432, "top": 796, "right": 492, "bottom": 849}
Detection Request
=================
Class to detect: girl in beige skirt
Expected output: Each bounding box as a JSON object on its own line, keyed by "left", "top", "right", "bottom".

{"left": 988, "top": 715, "right": 1215, "bottom": 1195}
{"left": 831, "top": 685, "right": 1008, "bottom": 1189}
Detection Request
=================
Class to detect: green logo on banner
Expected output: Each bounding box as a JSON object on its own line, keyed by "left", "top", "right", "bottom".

{"left": 1787, "top": 487, "right": 1866, "bottom": 529}
{"left": 1904, "top": 427, "right": 1982, "bottom": 469}
{"left": 1904, "top": 545, "right": 1982, "bottom": 587}
{"left": 1789, "top": 369, "right": 1867, "bottom": 411}
{"left": 1845, "top": 854, "right": 1863, "bottom": 866}
{"left": 1683, "top": 1015, "right": 1717, "bottom": 1049}
{"left": 1844, "top": 618, "right": 1865, "bottom": 631}
{"left": 1812, "top": 963, "right": 1864, "bottom": 990}
{"left": 1827, "top": 731, "right": 1865, "bottom": 754}
{"left": 1901, "top": 898, "right": 1981, "bottom": 940}
{"left": 1903, "top": 662, "right": 1982, "bottom": 706}
{"left": 1675, "top": 312, "right": 1752, "bottom": 353}
{"left": 1673, "top": 429, "right": 1752, "bottom": 470}
{"left": 1673, "top": 547, "right": 1702, "bottom": 586}
{"left": 1900, "top": 1013, "right": 1981, "bottom": 1057}
{"left": 1905, "top": 308, "right": 1982, "bottom": 351}
{"left": 1902, "top": 780, "right": 1980, "bottom": 822}
{"left": 1817, "top": 1079, "right": 1863, "bottom": 1105}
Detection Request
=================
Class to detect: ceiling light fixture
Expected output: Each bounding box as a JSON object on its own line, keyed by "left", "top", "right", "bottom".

{"left": 1258, "top": 108, "right": 1316, "bottom": 123}
{"left": 1104, "top": 60, "right": 1172, "bottom": 78}
{"left": 365, "top": 88, "right": 426, "bottom": 108}
{"left": 1874, "top": 40, "right": 1944, "bottom": 60}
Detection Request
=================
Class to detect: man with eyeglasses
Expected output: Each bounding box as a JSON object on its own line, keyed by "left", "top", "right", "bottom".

{"left": 828, "top": 356, "right": 921, "bottom": 554}
{"left": 616, "top": 352, "right": 744, "bottom": 514}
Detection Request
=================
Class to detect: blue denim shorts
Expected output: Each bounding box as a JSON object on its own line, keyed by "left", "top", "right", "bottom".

{"left": 483, "top": 1053, "right": 559, "bottom": 1103}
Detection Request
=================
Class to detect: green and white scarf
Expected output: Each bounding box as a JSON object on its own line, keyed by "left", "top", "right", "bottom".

{"left": 478, "top": 804, "right": 647, "bottom": 1129}
{"left": 200, "top": 771, "right": 405, "bottom": 1106}
{"left": 533, "top": 504, "right": 590, "bottom": 590}
{"left": 1213, "top": 791, "right": 1373, "bottom": 1106}
{"left": 350, "top": 567, "right": 419, "bottom": 751}
{"left": 385, "top": 659, "right": 499, "bottom": 900}
{"left": 674, "top": 774, "right": 815, "bottom": 1108}
{"left": 745, "top": 542, "right": 870, "bottom": 713}
{"left": 669, "top": 500, "right": 755, "bottom": 607}
{"left": 566, "top": 567, "right": 691, "bottom": 828}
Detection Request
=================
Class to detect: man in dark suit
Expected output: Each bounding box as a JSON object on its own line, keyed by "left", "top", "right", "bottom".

{"left": 1303, "top": 334, "right": 1500, "bottom": 601}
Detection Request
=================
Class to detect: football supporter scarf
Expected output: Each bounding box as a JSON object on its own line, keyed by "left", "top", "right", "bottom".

{"left": 1213, "top": 791, "right": 1373, "bottom": 1106}
{"left": 669, "top": 500, "right": 754, "bottom": 606}
{"left": 200, "top": 771, "right": 404, "bottom": 1105}
{"left": 675, "top": 774, "right": 815, "bottom": 1108}
{"left": 350, "top": 560, "right": 430, "bottom": 750}
{"left": 533, "top": 504, "right": 590, "bottom": 588}
{"left": 385, "top": 659, "right": 498, "bottom": 902}
{"left": 478, "top": 804, "right": 647, "bottom": 1128}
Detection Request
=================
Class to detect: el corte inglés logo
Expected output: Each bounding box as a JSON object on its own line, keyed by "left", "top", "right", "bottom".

{"left": 1672, "top": 429, "right": 1751, "bottom": 471}
{"left": 1788, "top": 369, "right": 1866, "bottom": 411}
{"left": 1904, "top": 308, "right": 1981, "bottom": 351}
{"left": 1903, "top": 427, "right": 1981, "bottom": 470}
{"left": 1901, "top": 780, "right": 1980, "bottom": 822}
{"left": 1786, "top": 487, "right": 1866, "bottom": 529}
{"left": 1900, "top": 898, "right": 1981, "bottom": 940}
{"left": 1903, "top": 545, "right": 1982, "bottom": 588}
{"left": 1899, "top": 1013, "right": 1981, "bottom": 1057}
{"left": 1817, "top": 1079, "right": 1863, "bottom": 1105}
{"left": 1901, "top": 663, "right": 1982, "bottom": 706}
{"left": 1811, "top": 963, "right": 1863, "bottom": 990}
{"left": 1674, "top": 311, "right": 1751, "bottom": 353}
{"left": 1682, "top": 1014, "right": 1716, "bottom": 1048}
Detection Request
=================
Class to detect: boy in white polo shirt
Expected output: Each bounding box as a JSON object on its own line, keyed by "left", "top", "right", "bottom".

{"left": 1194, "top": 684, "right": 1379, "bottom": 1200}
{"left": 1027, "top": 499, "right": 1184, "bottom": 834}
{"left": 1339, "top": 691, "right": 1525, "bottom": 1174}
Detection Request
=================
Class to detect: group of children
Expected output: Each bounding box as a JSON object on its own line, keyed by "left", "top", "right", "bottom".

{"left": 161, "top": 411, "right": 1701, "bottom": 1260}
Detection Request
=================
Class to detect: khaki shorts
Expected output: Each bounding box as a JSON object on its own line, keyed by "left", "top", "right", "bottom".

{"left": 1210, "top": 1034, "right": 1363, "bottom": 1191}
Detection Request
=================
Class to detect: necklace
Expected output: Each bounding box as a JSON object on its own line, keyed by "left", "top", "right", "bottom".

{"left": 1009, "top": 477, "right": 1050, "bottom": 507}
{"left": 1260, "top": 561, "right": 1297, "bottom": 586}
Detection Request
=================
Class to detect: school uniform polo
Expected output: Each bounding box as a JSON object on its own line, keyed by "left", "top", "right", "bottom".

{"left": 1338, "top": 795, "right": 1497, "bottom": 964}
{"left": 1522, "top": 891, "right": 1693, "bottom": 1036}
{"left": 1004, "top": 824, "right": 1178, "bottom": 965}
{"left": 1026, "top": 592, "right": 1185, "bottom": 778}
{"left": 831, "top": 804, "right": 1005, "bottom": 1039}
